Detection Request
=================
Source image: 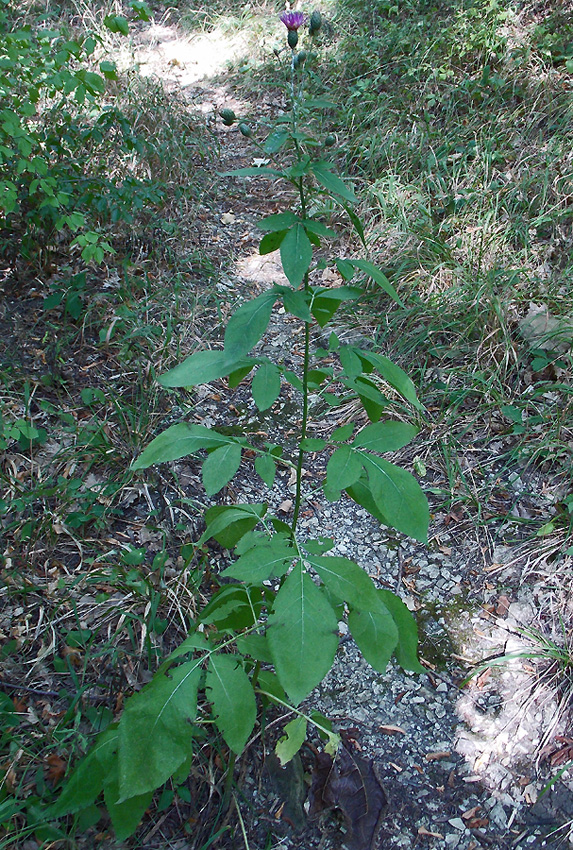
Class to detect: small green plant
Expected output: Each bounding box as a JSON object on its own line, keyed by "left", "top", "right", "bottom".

{"left": 49, "top": 11, "right": 429, "bottom": 840}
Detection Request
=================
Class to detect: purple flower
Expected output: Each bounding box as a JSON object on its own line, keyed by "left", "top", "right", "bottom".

{"left": 280, "top": 10, "right": 306, "bottom": 30}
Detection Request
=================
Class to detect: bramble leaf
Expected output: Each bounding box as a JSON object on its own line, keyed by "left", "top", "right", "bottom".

{"left": 206, "top": 654, "right": 256, "bottom": 753}
{"left": 267, "top": 561, "right": 339, "bottom": 705}
{"left": 118, "top": 660, "right": 202, "bottom": 800}
{"left": 202, "top": 442, "right": 242, "bottom": 496}
{"left": 280, "top": 223, "right": 313, "bottom": 287}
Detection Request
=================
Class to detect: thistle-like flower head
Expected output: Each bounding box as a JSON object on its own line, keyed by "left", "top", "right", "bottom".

{"left": 280, "top": 10, "right": 306, "bottom": 30}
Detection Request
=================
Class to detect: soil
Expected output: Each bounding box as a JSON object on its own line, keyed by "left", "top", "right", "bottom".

{"left": 2, "top": 14, "right": 573, "bottom": 850}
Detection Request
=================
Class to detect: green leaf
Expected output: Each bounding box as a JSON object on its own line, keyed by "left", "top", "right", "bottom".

{"left": 228, "top": 362, "right": 256, "bottom": 388}
{"left": 257, "top": 212, "right": 298, "bottom": 232}
{"left": 311, "top": 161, "right": 358, "bottom": 204}
{"left": 300, "top": 437, "right": 327, "bottom": 451}
{"left": 351, "top": 260, "right": 403, "bottom": 306}
{"left": 352, "top": 421, "right": 418, "bottom": 453}
{"left": 104, "top": 14, "right": 129, "bottom": 35}
{"left": 326, "top": 446, "right": 363, "bottom": 490}
{"left": 310, "top": 286, "right": 362, "bottom": 327}
{"left": 282, "top": 289, "right": 312, "bottom": 321}
{"left": 260, "top": 230, "right": 288, "bottom": 254}
{"left": 342, "top": 205, "right": 367, "bottom": 247}
{"left": 335, "top": 258, "right": 356, "bottom": 281}
{"left": 339, "top": 345, "right": 363, "bottom": 379}
{"left": 255, "top": 453, "right": 276, "bottom": 488}
{"left": 331, "top": 423, "right": 355, "bottom": 442}
{"left": 202, "top": 442, "right": 242, "bottom": 496}
{"left": 224, "top": 291, "right": 277, "bottom": 357}
{"left": 99, "top": 60, "right": 117, "bottom": 80}
{"left": 206, "top": 655, "right": 256, "bottom": 754}
{"left": 235, "top": 634, "right": 273, "bottom": 663}
{"left": 267, "top": 561, "right": 339, "bottom": 705}
{"left": 348, "top": 606, "right": 398, "bottom": 673}
{"left": 200, "top": 504, "right": 267, "bottom": 547}
{"left": 275, "top": 716, "right": 307, "bottom": 766}
{"left": 346, "top": 475, "right": 388, "bottom": 525}
{"left": 363, "top": 455, "right": 429, "bottom": 542}
{"left": 103, "top": 768, "right": 152, "bottom": 841}
{"left": 199, "top": 585, "right": 263, "bottom": 630}
{"left": 50, "top": 727, "right": 118, "bottom": 817}
{"left": 160, "top": 349, "right": 255, "bottom": 388}
{"left": 358, "top": 352, "right": 423, "bottom": 410}
{"left": 377, "top": 589, "right": 424, "bottom": 672}
{"left": 252, "top": 361, "right": 281, "bottom": 411}
{"left": 220, "top": 167, "right": 284, "bottom": 178}
{"left": 280, "top": 223, "right": 313, "bottom": 288}
{"left": 132, "top": 423, "right": 231, "bottom": 470}
{"left": 118, "top": 661, "right": 202, "bottom": 800}
{"left": 341, "top": 376, "right": 386, "bottom": 423}
{"left": 302, "top": 537, "right": 334, "bottom": 555}
{"left": 303, "top": 219, "right": 337, "bottom": 239}
{"left": 284, "top": 370, "right": 304, "bottom": 393}
{"left": 307, "top": 555, "right": 381, "bottom": 611}
{"left": 264, "top": 129, "right": 290, "bottom": 154}
{"left": 220, "top": 537, "right": 295, "bottom": 583}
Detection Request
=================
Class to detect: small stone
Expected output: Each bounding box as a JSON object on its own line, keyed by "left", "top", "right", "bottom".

{"left": 448, "top": 818, "right": 466, "bottom": 830}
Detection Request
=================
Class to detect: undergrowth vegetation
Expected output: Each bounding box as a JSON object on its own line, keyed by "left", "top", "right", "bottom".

{"left": 1, "top": 0, "right": 572, "bottom": 847}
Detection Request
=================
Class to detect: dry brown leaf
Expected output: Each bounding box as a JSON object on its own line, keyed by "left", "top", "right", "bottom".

{"left": 46, "top": 753, "right": 67, "bottom": 783}
{"left": 379, "top": 724, "right": 406, "bottom": 736}
{"left": 418, "top": 826, "right": 445, "bottom": 839}
{"left": 278, "top": 499, "right": 293, "bottom": 514}
{"left": 425, "top": 751, "right": 451, "bottom": 761}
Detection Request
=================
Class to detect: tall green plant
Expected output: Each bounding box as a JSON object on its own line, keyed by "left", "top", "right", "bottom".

{"left": 50, "top": 11, "right": 429, "bottom": 840}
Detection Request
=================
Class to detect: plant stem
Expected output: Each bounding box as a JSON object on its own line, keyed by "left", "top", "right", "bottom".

{"left": 291, "top": 310, "right": 310, "bottom": 533}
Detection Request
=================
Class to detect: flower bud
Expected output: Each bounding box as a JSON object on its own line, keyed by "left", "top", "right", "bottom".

{"left": 309, "top": 10, "right": 322, "bottom": 35}
{"left": 219, "top": 108, "right": 236, "bottom": 126}
{"left": 239, "top": 122, "right": 253, "bottom": 138}
{"left": 288, "top": 29, "right": 298, "bottom": 49}
{"left": 325, "top": 134, "right": 336, "bottom": 147}
{"left": 293, "top": 50, "right": 307, "bottom": 69}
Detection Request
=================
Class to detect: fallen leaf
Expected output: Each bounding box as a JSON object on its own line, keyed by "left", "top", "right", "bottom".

{"left": 495, "top": 594, "right": 511, "bottom": 616}
{"left": 379, "top": 725, "right": 406, "bottom": 736}
{"left": 309, "top": 741, "right": 388, "bottom": 850}
{"left": 46, "top": 753, "right": 67, "bottom": 783}
{"left": 221, "top": 213, "right": 236, "bottom": 225}
{"left": 278, "top": 499, "right": 293, "bottom": 513}
{"left": 418, "top": 826, "right": 445, "bottom": 839}
{"left": 425, "top": 751, "right": 451, "bottom": 761}
{"left": 462, "top": 805, "right": 481, "bottom": 820}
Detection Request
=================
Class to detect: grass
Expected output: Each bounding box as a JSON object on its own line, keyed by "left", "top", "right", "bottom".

{"left": 1, "top": 0, "right": 573, "bottom": 845}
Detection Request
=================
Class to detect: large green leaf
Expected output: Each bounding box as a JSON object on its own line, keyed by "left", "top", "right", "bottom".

{"left": 103, "top": 768, "right": 153, "bottom": 841}
{"left": 346, "top": 475, "right": 388, "bottom": 525}
{"left": 359, "top": 351, "right": 423, "bottom": 410}
{"left": 352, "top": 421, "right": 418, "bottom": 453}
{"left": 118, "top": 660, "right": 202, "bottom": 800}
{"left": 363, "top": 455, "right": 429, "bottom": 542}
{"left": 280, "top": 223, "right": 313, "bottom": 288}
{"left": 326, "top": 446, "right": 363, "bottom": 491}
{"left": 267, "top": 562, "right": 339, "bottom": 705}
{"left": 348, "top": 606, "right": 398, "bottom": 673}
{"left": 377, "top": 589, "right": 424, "bottom": 673}
{"left": 255, "top": 453, "right": 276, "bottom": 488}
{"left": 159, "top": 349, "right": 255, "bottom": 388}
{"left": 282, "top": 288, "right": 312, "bottom": 321}
{"left": 132, "top": 423, "right": 229, "bottom": 470}
{"left": 202, "top": 442, "right": 242, "bottom": 496}
{"left": 221, "top": 536, "right": 295, "bottom": 583}
{"left": 200, "top": 503, "right": 266, "bottom": 547}
{"left": 311, "top": 161, "right": 358, "bottom": 204}
{"left": 50, "top": 726, "right": 118, "bottom": 818}
{"left": 257, "top": 211, "right": 298, "bottom": 232}
{"left": 307, "top": 555, "right": 381, "bottom": 611}
{"left": 224, "top": 291, "right": 277, "bottom": 357}
{"left": 351, "top": 259, "right": 403, "bottom": 306}
{"left": 206, "top": 655, "right": 256, "bottom": 754}
{"left": 199, "top": 585, "right": 264, "bottom": 630}
{"left": 252, "top": 361, "right": 281, "bottom": 411}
